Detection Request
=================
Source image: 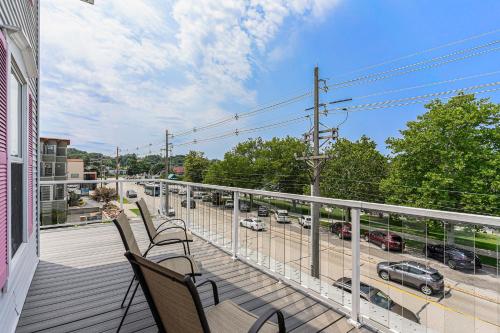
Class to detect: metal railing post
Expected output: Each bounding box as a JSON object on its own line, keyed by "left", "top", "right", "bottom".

{"left": 119, "top": 182, "right": 123, "bottom": 210}
{"left": 349, "top": 207, "right": 361, "bottom": 327}
{"left": 232, "top": 191, "right": 239, "bottom": 259}
{"left": 186, "top": 185, "right": 191, "bottom": 229}
{"left": 159, "top": 181, "right": 164, "bottom": 215}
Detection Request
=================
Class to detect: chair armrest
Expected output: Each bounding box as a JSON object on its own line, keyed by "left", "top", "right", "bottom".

{"left": 156, "top": 255, "right": 197, "bottom": 276}
{"left": 156, "top": 218, "right": 187, "bottom": 230}
{"left": 153, "top": 226, "right": 188, "bottom": 241}
{"left": 196, "top": 279, "right": 219, "bottom": 305}
{"left": 248, "top": 308, "right": 285, "bottom": 333}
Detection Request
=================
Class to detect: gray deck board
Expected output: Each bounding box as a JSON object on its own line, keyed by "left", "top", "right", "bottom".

{"left": 17, "top": 220, "right": 359, "bottom": 333}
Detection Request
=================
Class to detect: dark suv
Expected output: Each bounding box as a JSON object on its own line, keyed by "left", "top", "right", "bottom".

{"left": 333, "top": 277, "right": 419, "bottom": 323}
{"left": 330, "top": 222, "right": 352, "bottom": 239}
{"left": 377, "top": 261, "right": 444, "bottom": 295}
{"left": 364, "top": 230, "right": 404, "bottom": 251}
{"left": 424, "top": 244, "right": 482, "bottom": 270}
{"left": 257, "top": 206, "right": 269, "bottom": 217}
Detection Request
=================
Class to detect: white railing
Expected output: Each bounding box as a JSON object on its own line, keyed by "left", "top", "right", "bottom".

{"left": 40, "top": 178, "right": 500, "bottom": 333}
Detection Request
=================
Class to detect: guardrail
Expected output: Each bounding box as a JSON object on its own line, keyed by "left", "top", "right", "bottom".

{"left": 40, "top": 178, "right": 500, "bottom": 333}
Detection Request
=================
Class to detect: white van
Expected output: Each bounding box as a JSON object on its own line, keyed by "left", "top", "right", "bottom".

{"left": 275, "top": 209, "right": 290, "bottom": 223}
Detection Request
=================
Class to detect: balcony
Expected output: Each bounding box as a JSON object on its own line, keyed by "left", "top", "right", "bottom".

{"left": 24, "top": 179, "right": 499, "bottom": 333}
{"left": 16, "top": 219, "right": 361, "bottom": 333}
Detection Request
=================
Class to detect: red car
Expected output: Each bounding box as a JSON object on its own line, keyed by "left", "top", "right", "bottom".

{"left": 330, "top": 222, "right": 352, "bottom": 239}
{"left": 364, "top": 230, "right": 404, "bottom": 251}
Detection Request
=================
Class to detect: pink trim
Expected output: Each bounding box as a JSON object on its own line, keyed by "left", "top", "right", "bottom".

{"left": 28, "top": 95, "right": 33, "bottom": 236}
{"left": 0, "top": 30, "right": 9, "bottom": 289}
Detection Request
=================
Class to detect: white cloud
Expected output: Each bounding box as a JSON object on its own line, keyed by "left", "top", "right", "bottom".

{"left": 40, "top": 0, "right": 340, "bottom": 156}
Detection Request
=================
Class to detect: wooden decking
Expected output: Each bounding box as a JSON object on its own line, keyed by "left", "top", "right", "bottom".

{"left": 17, "top": 220, "right": 368, "bottom": 333}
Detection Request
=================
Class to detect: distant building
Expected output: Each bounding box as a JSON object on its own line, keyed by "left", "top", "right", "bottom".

{"left": 173, "top": 166, "right": 184, "bottom": 175}
{"left": 40, "top": 137, "right": 70, "bottom": 225}
{"left": 67, "top": 158, "right": 84, "bottom": 180}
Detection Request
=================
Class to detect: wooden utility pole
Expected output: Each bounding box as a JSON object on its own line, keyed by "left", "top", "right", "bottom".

{"left": 310, "top": 66, "right": 321, "bottom": 278}
{"left": 115, "top": 147, "right": 119, "bottom": 193}
{"left": 164, "top": 130, "right": 169, "bottom": 213}
{"left": 296, "top": 66, "right": 340, "bottom": 278}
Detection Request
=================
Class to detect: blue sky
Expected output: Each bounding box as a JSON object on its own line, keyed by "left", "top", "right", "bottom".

{"left": 40, "top": 0, "right": 500, "bottom": 159}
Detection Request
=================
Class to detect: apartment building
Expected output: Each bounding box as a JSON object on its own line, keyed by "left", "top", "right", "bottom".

{"left": 39, "top": 137, "right": 69, "bottom": 225}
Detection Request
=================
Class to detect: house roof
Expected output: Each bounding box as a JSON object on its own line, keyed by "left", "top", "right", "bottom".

{"left": 40, "top": 137, "right": 70, "bottom": 144}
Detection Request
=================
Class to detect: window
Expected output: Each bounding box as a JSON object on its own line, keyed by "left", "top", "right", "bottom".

{"left": 40, "top": 186, "right": 51, "bottom": 201}
{"left": 9, "top": 63, "right": 26, "bottom": 257}
{"left": 408, "top": 267, "right": 424, "bottom": 275}
{"left": 70, "top": 173, "right": 80, "bottom": 178}
{"left": 8, "top": 69, "right": 23, "bottom": 158}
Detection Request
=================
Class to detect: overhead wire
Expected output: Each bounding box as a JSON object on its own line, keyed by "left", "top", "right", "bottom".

{"left": 332, "top": 27, "right": 500, "bottom": 79}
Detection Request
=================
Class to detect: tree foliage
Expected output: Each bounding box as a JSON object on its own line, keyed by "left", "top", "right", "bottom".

{"left": 320, "top": 136, "right": 388, "bottom": 202}
{"left": 381, "top": 94, "right": 500, "bottom": 215}
{"left": 203, "top": 137, "right": 309, "bottom": 193}
{"left": 183, "top": 151, "right": 210, "bottom": 183}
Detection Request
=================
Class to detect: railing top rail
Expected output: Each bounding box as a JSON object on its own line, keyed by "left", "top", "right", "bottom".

{"left": 39, "top": 178, "right": 500, "bottom": 227}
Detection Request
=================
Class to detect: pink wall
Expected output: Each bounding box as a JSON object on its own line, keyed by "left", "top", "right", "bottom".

{"left": 0, "top": 30, "right": 8, "bottom": 289}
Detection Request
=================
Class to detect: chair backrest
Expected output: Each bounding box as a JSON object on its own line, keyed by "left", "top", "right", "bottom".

{"left": 112, "top": 212, "right": 142, "bottom": 256}
{"left": 136, "top": 198, "right": 157, "bottom": 242}
{"left": 125, "top": 251, "right": 209, "bottom": 333}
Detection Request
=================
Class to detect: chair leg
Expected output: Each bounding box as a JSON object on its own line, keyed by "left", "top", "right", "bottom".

{"left": 117, "top": 282, "right": 140, "bottom": 332}
{"left": 186, "top": 241, "right": 191, "bottom": 255}
{"left": 121, "top": 275, "right": 135, "bottom": 308}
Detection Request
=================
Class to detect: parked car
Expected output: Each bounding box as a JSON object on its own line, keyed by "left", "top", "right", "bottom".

{"left": 239, "top": 202, "right": 250, "bottom": 212}
{"left": 299, "top": 215, "right": 312, "bottom": 228}
{"left": 330, "top": 222, "right": 351, "bottom": 239}
{"left": 275, "top": 210, "right": 290, "bottom": 223}
{"left": 364, "top": 230, "right": 405, "bottom": 251}
{"left": 377, "top": 261, "right": 444, "bottom": 295}
{"left": 202, "top": 194, "right": 212, "bottom": 202}
{"left": 224, "top": 200, "right": 234, "bottom": 209}
{"left": 193, "top": 191, "right": 203, "bottom": 199}
{"left": 181, "top": 199, "right": 196, "bottom": 209}
{"left": 167, "top": 207, "right": 175, "bottom": 217}
{"left": 424, "top": 244, "right": 482, "bottom": 270}
{"left": 169, "top": 187, "right": 179, "bottom": 194}
{"left": 333, "top": 277, "right": 420, "bottom": 323}
{"left": 179, "top": 189, "right": 187, "bottom": 196}
{"left": 239, "top": 217, "right": 266, "bottom": 231}
{"left": 126, "top": 190, "right": 137, "bottom": 198}
{"left": 257, "top": 206, "right": 269, "bottom": 217}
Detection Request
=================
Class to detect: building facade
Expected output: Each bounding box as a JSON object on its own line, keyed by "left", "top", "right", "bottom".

{"left": 67, "top": 158, "right": 84, "bottom": 180}
{"left": 39, "top": 137, "right": 69, "bottom": 225}
{"left": 0, "top": 1, "right": 40, "bottom": 332}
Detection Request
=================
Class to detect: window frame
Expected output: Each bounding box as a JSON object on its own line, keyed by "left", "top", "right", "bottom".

{"left": 6, "top": 35, "right": 30, "bottom": 266}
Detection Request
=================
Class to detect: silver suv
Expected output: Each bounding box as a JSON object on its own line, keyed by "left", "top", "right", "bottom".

{"left": 377, "top": 261, "right": 444, "bottom": 296}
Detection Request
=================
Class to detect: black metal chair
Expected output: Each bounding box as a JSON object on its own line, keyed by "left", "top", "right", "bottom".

{"left": 112, "top": 212, "right": 201, "bottom": 332}
{"left": 125, "top": 251, "right": 286, "bottom": 333}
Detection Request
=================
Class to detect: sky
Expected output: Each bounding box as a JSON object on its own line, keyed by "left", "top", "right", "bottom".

{"left": 40, "top": 0, "right": 500, "bottom": 159}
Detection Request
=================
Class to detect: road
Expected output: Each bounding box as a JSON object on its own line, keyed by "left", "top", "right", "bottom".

{"left": 120, "top": 182, "right": 499, "bottom": 333}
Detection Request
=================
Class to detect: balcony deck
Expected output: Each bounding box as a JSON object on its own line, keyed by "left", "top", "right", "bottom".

{"left": 16, "top": 220, "right": 367, "bottom": 333}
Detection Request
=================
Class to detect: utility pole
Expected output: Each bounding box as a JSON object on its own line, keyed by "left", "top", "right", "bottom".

{"left": 310, "top": 66, "right": 321, "bottom": 278}
{"left": 296, "top": 66, "right": 342, "bottom": 278}
{"left": 115, "top": 147, "right": 119, "bottom": 193}
{"left": 164, "top": 130, "right": 170, "bottom": 214}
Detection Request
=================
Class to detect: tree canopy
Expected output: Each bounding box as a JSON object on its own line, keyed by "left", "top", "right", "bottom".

{"left": 381, "top": 94, "right": 500, "bottom": 215}
{"left": 183, "top": 151, "right": 210, "bottom": 183}
{"left": 320, "top": 136, "right": 388, "bottom": 202}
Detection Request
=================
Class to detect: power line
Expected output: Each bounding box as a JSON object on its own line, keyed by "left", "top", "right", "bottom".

{"left": 332, "top": 27, "right": 500, "bottom": 79}
{"left": 172, "top": 91, "right": 312, "bottom": 139}
{"left": 353, "top": 70, "right": 500, "bottom": 100}
{"left": 330, "top": 43, "right": 500, "bottom": 89}
{"left": 173, "top": 115, "right": 311, "bottom": 147}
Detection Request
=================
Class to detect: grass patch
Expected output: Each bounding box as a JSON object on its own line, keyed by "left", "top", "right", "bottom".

{"left": 118, "top": 196, "right": 129, "bottom": 204}
{"left": 129, "top": 208, "right": 140, "bottom": 216}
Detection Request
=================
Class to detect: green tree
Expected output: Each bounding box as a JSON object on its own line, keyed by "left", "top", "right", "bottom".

{"left": 380, "top": 94, "right": 500, "bottom": 215}
{"left": 184, "top": 151, "right": 210, "bottom": 183}
{"left": 321, "top": 135, "right": 388, "bottom": 202}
